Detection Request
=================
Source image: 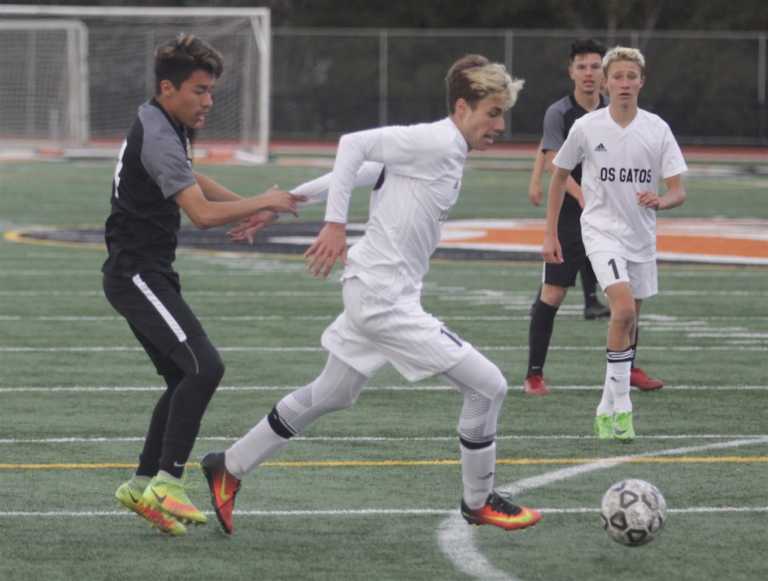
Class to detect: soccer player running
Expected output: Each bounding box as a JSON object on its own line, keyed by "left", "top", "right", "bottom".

{"left": 542, "top": 46, "right": 687, "bottom": 441}
{"left": 103, "top": 34, "right": 303, "bottom": 536}
{"left": 200, "top": 54, "right": 543, "bottom": 536}
{"left": 523, "top": 39, "right": 612, "bottom": 397}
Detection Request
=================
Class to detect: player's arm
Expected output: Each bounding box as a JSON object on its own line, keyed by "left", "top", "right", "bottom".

{"left": 636, "top": 174, "right": 686, "bottom": 211}
{"left": 175, "top": 183, "right": 304, "bottom": 230}
{"left": 193, "top": 171, "right": 242, "bottom": 202}
{"left": 527, "top": 142, "right": 545, "bottom": 206}
{"left": 543, "top": 150, "right": 585, "bottom": 207}
{"left": 228, "top": 162, "right": 383, "bottom": 244}
{"left": 305, "top": 129, "right": 387, "bottom": 278}
{"left": 542, "top": 166, "right": 571, "bottom": 264}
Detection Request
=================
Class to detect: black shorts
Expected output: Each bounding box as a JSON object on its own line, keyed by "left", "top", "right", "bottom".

{"left": 103, "top": 271, "right": 208, "bottom": 375}
{"left": 543, "top": 229, "right": 588, "bottom": 288}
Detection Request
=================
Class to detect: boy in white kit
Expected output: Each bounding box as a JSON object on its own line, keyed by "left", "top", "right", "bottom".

{"left": 543, "top": 46, "right": 687, "bottom": 441}
{"left": 200, "top": 54, "right": 543, "bottom": 535}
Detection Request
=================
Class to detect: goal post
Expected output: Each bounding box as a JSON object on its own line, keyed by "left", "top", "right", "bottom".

{"left": 0, "top": 5, "right": 271, "bottom": 163}
{"left": 0, "top": 19, "right": 89, "bottom": 146}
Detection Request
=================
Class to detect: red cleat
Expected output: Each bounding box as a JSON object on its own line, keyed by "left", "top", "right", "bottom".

{"left": 630, "top": 367, "right": 664, "bottom": 391}
{"left": 523, "top": 374, "right": 550, "bottom": 396}
{"left": 461, "top": 491, "right": 542, "bottom": 531}
{"left": 201, "top": 452, "right": 242, "bottom": 535}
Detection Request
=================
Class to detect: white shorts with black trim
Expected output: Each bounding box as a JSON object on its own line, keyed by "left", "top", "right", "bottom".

{"left": 321, "top": 277, "right": 472, "bottom": 382}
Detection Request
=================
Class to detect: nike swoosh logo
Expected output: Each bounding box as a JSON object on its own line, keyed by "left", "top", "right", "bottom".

{"left": 479, "top": 472, "right": 495, "bottom": 481}
{"left": 152, "top": 488, "right": 167, "bottom": 505}
{"left": 173, "top": 461, "right": 186, "bottom": 468}
{"left": 615, "top": 429, "right": 627, "bottom": 435}
{"left": 219, "top": 472, "right": 231, "bottom": 503}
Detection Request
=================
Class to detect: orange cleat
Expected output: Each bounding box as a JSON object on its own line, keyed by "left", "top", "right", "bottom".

{"left": 523, "top": 374, "right": 550, "bottom": 396}
{"left": 201, "top": 452, "right": 242, "bottom": 535}
{"left": 461, "top": 491, "right": 542, "bottom": 531}
{"left": 630, "top": 367, "right": 664, "bottom": 391}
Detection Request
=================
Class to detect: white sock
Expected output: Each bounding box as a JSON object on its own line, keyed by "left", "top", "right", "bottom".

{"left": 225, "top": 417, "right": 290, "bottom": 479}
{"left": 606, "top": 350, "right": 633, "bottom": 413}
{"left": 596, "top": 374, "right": 614, "bottom": 416}
{"left": 461, "top": 442, "right": 496, "bottom": 510}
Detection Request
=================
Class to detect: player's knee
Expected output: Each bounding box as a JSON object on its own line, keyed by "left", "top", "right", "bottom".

{"left": 478, "top": 364, "right": 508, "bottom": 402}
{"left": 610, "top": 304, "right": 637, "bottom": 331}
{"left": 169, "top": 336, "right": 225, "bottom": 388}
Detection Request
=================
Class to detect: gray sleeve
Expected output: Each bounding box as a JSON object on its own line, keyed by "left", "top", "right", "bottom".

{"left": 541, "top": 102, "right": 565, "bottom": 153}
{"left": 139, "top": 107, "right": 196, "bottom": 199}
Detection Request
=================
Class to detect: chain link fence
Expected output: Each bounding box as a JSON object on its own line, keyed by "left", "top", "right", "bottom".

{"left": 273, "top": 28, "right": 768, "bottom": 145}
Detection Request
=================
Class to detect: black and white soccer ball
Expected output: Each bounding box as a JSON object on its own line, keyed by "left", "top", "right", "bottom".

{"left": 600, "top": 479, "right": 667, "bottom": 546}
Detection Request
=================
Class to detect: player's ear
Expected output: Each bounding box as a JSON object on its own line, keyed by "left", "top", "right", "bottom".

{"left": 454, "top": 98, "right": 470, "bottom": 117}
{"left": 158, "top": 79, "right": 175, "bottom": 97}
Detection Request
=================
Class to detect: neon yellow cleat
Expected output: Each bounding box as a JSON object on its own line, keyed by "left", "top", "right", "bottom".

{"left": 613, "top": 411, "right": 636, "bottom": 442}
{"left": 115, "top": 476, "right": 149, "bottom": 514}
{"left": 593, "top": 414, "right": 614, "bottom": 440}
{"left": 141, "top": 474, "right": 208, "bottom": 526}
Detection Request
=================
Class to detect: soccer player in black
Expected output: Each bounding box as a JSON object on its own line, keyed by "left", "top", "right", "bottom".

{"left": 524, "top": 39, "right": 610, "bottom": 395}
{"left": 103, "top": 34, "right": 303, "bottom": 536}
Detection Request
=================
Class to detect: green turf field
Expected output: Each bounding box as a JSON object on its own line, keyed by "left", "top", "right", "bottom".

{"left": 1, "top": 161, "right": 767, "bottom": 581}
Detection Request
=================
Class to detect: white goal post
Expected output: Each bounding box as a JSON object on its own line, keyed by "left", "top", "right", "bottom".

{"left": 0, "top": 5, "right": 271, "bottom": 163}
{"left": 0, "top": 19, "right": 89, "bottom": 147}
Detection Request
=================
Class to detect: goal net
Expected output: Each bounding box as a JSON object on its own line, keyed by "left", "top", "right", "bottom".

{"left": 0, "top": 6, "right": 271, "bottom": 163}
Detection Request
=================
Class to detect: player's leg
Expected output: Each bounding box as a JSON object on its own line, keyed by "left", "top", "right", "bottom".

{"left": 630, "top": 297, "right": 664, "bottom": 390}
{"left": 114, "top": 325, "right": 183, "bottom": 515}
{"left": 443, "top": 349, "right": 542, "bottom": 530}
{"left": 202, "top": 353, "right": 369, "bottom": 534}
{"left": 580, "top": 259, "right": 611, "bottom": 320}
{"left": 105, "top": 272, "right": 223, "bottom": 531}
{"left": 590, "top": 253, "right": 637, "bottom": 440}
{"left": 524, "top": 243, "right": 581, "bottom": 395}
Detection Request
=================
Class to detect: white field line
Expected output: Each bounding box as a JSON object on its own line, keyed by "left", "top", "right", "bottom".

{"left": 2, "top": 345, "right": 767, "bottom": 353}
{"left": 1, "top": 314, "right": 767, "bottom": 322}
{"left": 2, "top": 267, "right": 765, "bottom": 278}
{"left": 1, "top": 434, "right": 767, "bottom": 445}
{"left": 0, "top": 506, "right": 766, "bottom": 519}
{"left": 1, "top": 384, "right": 765, "bottom": 394}
{"left": 437, "top": 436, "right": 768, "bottom": 581}
{"left": 1, "top": 289, "right": 765, "bottom": 298}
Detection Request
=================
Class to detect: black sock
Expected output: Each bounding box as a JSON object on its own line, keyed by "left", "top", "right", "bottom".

{"left": 630, "top": 326, "right": 639, "bottom": 368}
{"left": 527, "top": 298, "right": 559, "bottom": 376}
{"left": 580, "top": 261, "right": 599, "bottom": 306}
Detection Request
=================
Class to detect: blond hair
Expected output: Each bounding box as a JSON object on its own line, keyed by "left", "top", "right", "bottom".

{"left": 602, "top": 46, "right": 646, "bottom": 77}
{"left": 445, "top": 54, "right": 524, "bottom": 113}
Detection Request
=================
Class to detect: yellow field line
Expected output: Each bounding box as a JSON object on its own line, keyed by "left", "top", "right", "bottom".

{"left": 1, "top": 455, "right": 767, "bottom": 470}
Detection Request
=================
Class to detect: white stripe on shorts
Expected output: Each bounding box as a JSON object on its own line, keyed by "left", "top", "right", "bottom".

{"left": 131, "top": 274, "right": 187, "bottom": 342}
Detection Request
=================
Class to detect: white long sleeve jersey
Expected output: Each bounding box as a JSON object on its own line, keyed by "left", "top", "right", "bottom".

{"left": 554, "top": 107, "right": 687, "bottom": 262}
{"left": 324, "top": 117, "right": 468, "bottom": 301}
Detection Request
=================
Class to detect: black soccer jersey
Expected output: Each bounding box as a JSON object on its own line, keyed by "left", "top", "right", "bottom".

{"left": 541, "top": 93, "right": 607, "bottom": 240}
{"left": 102, "top": 99, "right": 196, "bottom": 278}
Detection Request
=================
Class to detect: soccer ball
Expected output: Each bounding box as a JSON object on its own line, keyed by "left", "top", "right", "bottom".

{"left": 600, "top": 479, "right": 667, "bottom": 546}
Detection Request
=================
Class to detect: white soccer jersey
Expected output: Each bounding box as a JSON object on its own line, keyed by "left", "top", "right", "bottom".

{"left": 324, "top": 118, "right": 467, "bottom": 300}
{"left": 553, "top": 107, "right": 687, "bottom": 262}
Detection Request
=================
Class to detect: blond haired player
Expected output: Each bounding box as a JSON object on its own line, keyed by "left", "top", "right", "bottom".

{"left": 201, "top": 54, "right": 543, "bottom": 535}
{"left": 542, "top": 46, "right": 687, "bottom": 441}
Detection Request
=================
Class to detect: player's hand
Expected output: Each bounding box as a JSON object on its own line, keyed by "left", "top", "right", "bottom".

{"left": 528, "top": 182, "right": 543, "bottom": 206}
{"left": 228, "top": 210, "right": 277, "bottom": 244}
{"left": 259, "top": 187, "right": 307, "bottom": 217}
{"left": 304, "top": 222, "right": 347, "bottom": 278}
{"left": 636, "top": 190, "right": 662, "bottom": 210}
{"left": 542, "top": 234, "right": 564, "bottom": 264}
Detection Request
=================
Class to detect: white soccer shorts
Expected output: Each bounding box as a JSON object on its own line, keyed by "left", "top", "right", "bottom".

{"left": 321, "top": 277, "right": 472, "bottom": 382}
{"left": 588, "top": 252, "right": 658, "bottom": 299}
